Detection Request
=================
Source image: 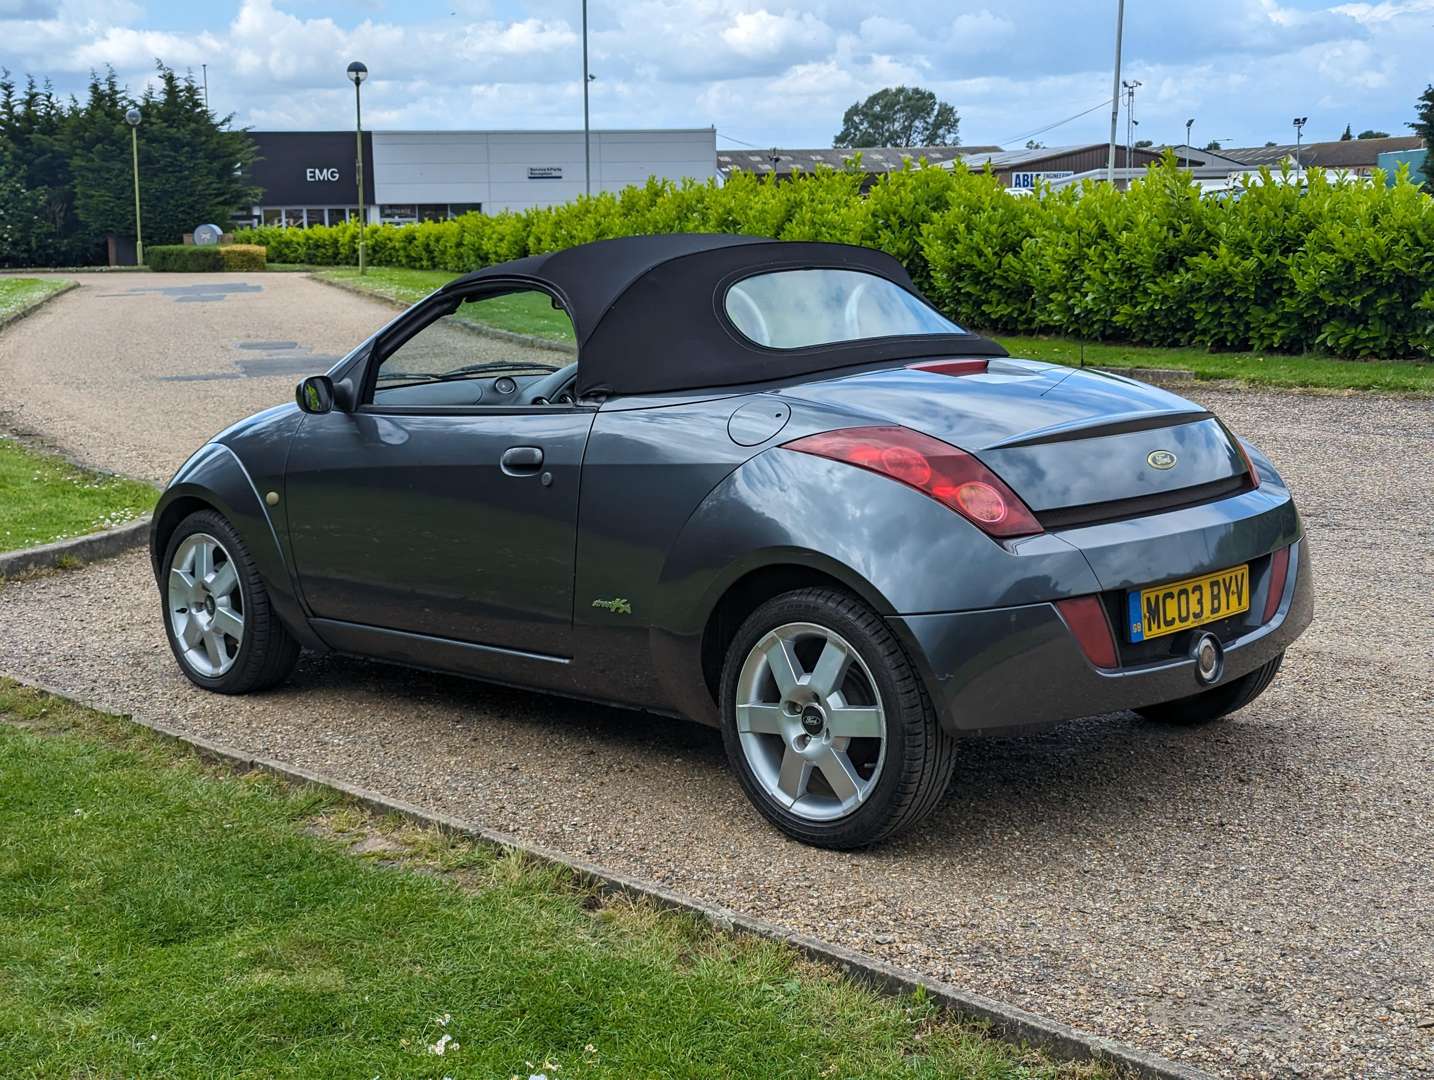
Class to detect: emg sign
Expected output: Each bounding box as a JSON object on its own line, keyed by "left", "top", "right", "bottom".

{"left": 306, "top": 167, "right": 341, "bottom": 182}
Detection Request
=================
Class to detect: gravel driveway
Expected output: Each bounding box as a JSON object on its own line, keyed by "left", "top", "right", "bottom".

{"left": 2, "top": 274, "right": 1432, "bottom": 1078}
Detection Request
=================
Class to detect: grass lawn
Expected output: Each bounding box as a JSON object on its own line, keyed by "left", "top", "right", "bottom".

{"left": 0, "top": 277, "right": 72, "bottom": 324}
{"left": 0, "top": 437, "right": 157, "bottom": 552}
{"left": 999, "top": 335, "right": 1434, "bottom": 394}
{"left": 312, "top": 265, "right": 1430, "bottom": 393}
{"left": 315, "top": 267, "right": 575, "bottom": 341}
{"left": 0, "top": 681, "right": 1104, "bottom": 1080}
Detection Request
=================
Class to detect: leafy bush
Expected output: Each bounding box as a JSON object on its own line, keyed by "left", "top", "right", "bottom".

{"left": 144, "top": 244, "right": 223, "bottom": 272}
{"left": 233, "top": 158, "right": 1434, "bottom": 359}
{"left": 219, "top": 244, "right": 266, "bottom": 271}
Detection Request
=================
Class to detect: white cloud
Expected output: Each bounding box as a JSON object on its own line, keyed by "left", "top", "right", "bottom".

{"left": 857, "top": 15, "right": 914, "bottom": 51}
{"left": 949, "top": 9, "right": 1015, "bottom": 50}
{"left": 0, "top": 0, "right": 1427, "bottom": 151}
{"left": 720, "top": 9, "right": 832, "bottom": 61}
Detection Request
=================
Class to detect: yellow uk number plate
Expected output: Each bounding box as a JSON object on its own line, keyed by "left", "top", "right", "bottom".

{"left": 1127, "top": 565, "right": 1249, "bottom": 642}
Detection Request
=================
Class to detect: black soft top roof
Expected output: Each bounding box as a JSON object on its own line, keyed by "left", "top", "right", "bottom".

{"left": 442, "top": 233, "right": 1005, "bottom": 396}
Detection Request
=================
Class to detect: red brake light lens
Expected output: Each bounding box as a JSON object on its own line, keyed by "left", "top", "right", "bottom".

{"left": 782, "top": 425, "right": 1043, "bottom": 538}
{"left": 909, "top": 359, "right": 989, "bottom": 378}
{"left": 1054, "top": 595, "right": 1119, "bottom": 669}
{"left": 1262, "top": 545, "right": 1291, "bottom": 623}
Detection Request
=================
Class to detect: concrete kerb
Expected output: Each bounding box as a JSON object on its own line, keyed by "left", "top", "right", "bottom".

{"left": 0, "top": 516, "right": 152, "bottom": 579}
{"left": 4, "top": 673, "right": 1213, "bottom": 1080}
{"left": 0, "top": 279, "right": 80, "bottom": 332}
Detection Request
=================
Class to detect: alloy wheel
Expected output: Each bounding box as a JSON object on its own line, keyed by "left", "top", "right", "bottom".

{"left": 167, "top": 532, "right": 245, "bottom": 678}
{"left": 734, "top": 621, "right": 887, "bottom": 822}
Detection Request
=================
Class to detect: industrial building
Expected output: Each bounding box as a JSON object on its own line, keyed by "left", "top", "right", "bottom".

{"left": 242, "top": 128, "right": 718, "bottom": 228}
{"left": 1218, "top": 135, "right": 1423, "bottom": 175}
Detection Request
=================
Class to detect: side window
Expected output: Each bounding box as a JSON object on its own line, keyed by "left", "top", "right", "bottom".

{"left": 369, "top": 289, "right": 578, "bottom": 409}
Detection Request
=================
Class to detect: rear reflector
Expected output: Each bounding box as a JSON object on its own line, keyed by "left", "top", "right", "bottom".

{"left": 782, "top": 425, "right": 1042, "bottom": 538}
{"left": 909, "top": 359, "right": 989, "bottom": 378}
{"left": 1055, "top": 596, "right": 1119, "bottom": 669}
{"left": 1263, "top": 545, "right": 1291, "bottom": 623}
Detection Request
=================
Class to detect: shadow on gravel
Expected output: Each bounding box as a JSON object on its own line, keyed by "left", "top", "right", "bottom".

{"left": 279, "top": 650, "right": 1301, "bottom": 862}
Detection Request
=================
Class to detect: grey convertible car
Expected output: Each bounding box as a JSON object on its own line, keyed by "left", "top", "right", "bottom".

{"left": 151, "top": 234, "right": 1312, "bottom": 848}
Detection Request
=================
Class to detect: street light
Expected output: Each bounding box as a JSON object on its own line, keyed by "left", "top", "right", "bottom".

{"left": 347, "top": 61, "right": 369, "bottom": 275}
{"left": 125, "top": 107, "right": 143, "bottom": 266}
{"left": 581, "top": 0, "right": 592, "bottom": 197}
{"left": 1185, "top": 118, "right": 1195, "bottom": 148}
{"left": 1122, "top": 79, "right": 1142, "bottom": 167}
{"left": 1292, "top": 116, "right": 1308, "bottom": 171}
{"left": 1106, "top": 0, "right": 1126, "bottom": 184}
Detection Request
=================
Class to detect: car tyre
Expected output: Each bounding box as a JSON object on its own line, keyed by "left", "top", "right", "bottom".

{"left": 1135, "top": 653, "right": 1283, "bottom": 725}
{"left": 719, "top": 587, "right": 956, "bottom": 849}
{"left": 161, "top": 509, "right": 300, "bottom": 694}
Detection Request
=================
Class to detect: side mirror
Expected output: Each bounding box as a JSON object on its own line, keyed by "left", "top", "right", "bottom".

{"left": 296, "top": 375, "right": 335, "bottom": 414}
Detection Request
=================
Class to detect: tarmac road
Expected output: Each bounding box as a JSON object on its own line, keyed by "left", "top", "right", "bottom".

{"left": 2, "top": 273, "right": 1432, "bottom": 1078}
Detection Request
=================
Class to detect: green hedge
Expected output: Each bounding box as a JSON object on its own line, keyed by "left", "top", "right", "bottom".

{"left": 219, "top": 243, "right": 266, "bottom": 271}
{"left": 144, "top": 244, "right": 223, "bottom": 272}
{"left": 145, "top": 243, "right": 267, "bottom": 272}
{"left": 236, "top": 158, "right": 1434, "bottom": 359}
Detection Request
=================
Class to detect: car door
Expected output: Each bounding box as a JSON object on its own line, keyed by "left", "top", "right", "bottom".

{"left": 284, "top": 285, "right": 591, "bottom": 659}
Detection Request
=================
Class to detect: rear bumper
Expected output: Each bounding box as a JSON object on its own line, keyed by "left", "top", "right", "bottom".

{"left": 891, "top": 536, "right": 1313, "bottom": 736}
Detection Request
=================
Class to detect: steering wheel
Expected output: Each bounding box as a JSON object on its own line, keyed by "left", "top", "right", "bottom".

{"left": 523, "top": 361, "right": 579, "bottom": 406}
{"left": 726, "top": 285, "right": 772, "bottom": 346}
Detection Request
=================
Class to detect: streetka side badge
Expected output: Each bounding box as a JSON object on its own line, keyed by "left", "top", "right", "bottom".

{"left": 1147, "top": 449, "right": 1178, "bottom": 470}
{"left": 592, "top": 597, "right": 632, "bottom": 615}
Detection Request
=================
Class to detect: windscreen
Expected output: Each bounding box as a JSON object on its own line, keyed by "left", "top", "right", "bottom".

{"left": 723, "top": 268, "right": 964, "bottom": 349}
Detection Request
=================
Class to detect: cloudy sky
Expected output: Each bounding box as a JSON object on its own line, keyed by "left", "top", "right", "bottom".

{"left": 2, "top": 0, "right": 1430, "bottom": 150}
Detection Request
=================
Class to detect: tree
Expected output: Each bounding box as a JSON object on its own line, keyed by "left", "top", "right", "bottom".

{"left": 1340, "top": 124, "right": 1353, "bottom": 140}
{"left": 1134, "top": 138, "right": 1153, "bottom": 148}
{"left": 1204, "top": 140, "right": 1222, "bottom": 151}
{"left": 68, "top": 64, "right": 259, "bottom": 248}
{"left": 0, "top": 63, "right": 258, "bottom": 266}
{"left": 1024, "top": 139, "right": 1045, "bottom": 150}
{"left": 0, "top": 71, "right": 92, "bottom": 265}
{"left": 1357, "top": 129, "right": 1390, "bottom": 140}
{"left": 833, "top": 86, "right": 959, "bottom": 148}
{"left": 1411, "top": 84, "right": 1434, "bottom": 193}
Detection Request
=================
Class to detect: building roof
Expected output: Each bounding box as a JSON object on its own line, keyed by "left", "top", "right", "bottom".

{"left": 717, "top": 145, "right": 1002, "bottom": 176}
{"left": 941, "top": 143, "right": 1168, "bottom": 171}
{"left": 1159, "top": 144, "right": 1250, "bottom": 169}
{"left": 1221, "top": 136, "right": 1423, "bottom": 169}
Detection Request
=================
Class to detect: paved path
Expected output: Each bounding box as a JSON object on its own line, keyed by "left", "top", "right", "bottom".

{"left": 0, "top": 273, "right": 388, "bottom": 483}
{"left": 2, "top": 274, "right": 1432, "bottom": 1077}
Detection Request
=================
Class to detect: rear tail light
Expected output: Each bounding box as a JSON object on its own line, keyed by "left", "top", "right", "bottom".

{"left": 783, "top": 426, "right": 1042, "bottom": 538}
{"left": 1262, "top": 545, "right": 1291, "bottom": 623}
{"left": 1055, "top": 596, "right": 1119, "bottom": 669}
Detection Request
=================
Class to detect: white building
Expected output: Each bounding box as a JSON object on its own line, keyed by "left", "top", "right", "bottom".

{"left": 244, "top": 128, "right": 718, "bottom": 227}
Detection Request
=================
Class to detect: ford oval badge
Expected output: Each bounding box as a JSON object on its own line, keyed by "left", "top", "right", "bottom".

{"left": 1147, "top": 449, "right": 1178, "bottom": 470}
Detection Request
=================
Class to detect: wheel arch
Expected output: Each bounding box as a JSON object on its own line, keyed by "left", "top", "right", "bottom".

{"left": 150, "top": 444, "right": 327, "bottom": 653}
{"left": 698, "top": 561, "right": 873, "bottom": 712}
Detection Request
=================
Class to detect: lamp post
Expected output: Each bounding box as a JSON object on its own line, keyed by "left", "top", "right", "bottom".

{"left": 1185, "top": 117, "right": 1194, "bottom": 149}
{"left": 1292, "top": 116, "right": 1308, "bottom": 171}
{"left": 124, "top": 107, "right": 143, "bottom": 266}
{"left": 347, "top": 61, "right": 369, "bottom": 275}
{"left": 581, "top": 0, "right": 592, "bottom": 197}
{"left": 1106, "top": 0, "right": 1126, "bottom": 184}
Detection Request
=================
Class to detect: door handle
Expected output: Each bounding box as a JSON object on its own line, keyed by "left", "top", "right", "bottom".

{"left": 500, "top": 446, "right": 544, "bottom": 476}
